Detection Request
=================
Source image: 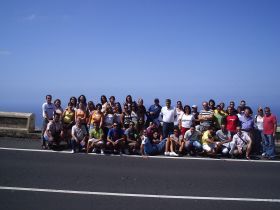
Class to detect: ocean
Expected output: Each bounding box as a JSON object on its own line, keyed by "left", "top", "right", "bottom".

{"left": 1, "top": 103, "right": 279, "bottom": 129}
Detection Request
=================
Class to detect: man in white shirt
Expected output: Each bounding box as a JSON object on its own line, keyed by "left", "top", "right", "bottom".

{"left": 160, "top": 99, "right": 177, "bottom": 138}
{"left": 41, "top": 94, "right": 55, "bottom": 149}
{"left": 230, "top": 126, "right": 252, "bottom": 159}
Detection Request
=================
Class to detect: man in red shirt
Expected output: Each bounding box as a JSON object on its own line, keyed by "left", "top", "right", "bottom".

{"left": 263, "top": 107, "right": 277, "bottom": 159}
{"left": 225, "top": 106, "right": 239, "bottom": 137}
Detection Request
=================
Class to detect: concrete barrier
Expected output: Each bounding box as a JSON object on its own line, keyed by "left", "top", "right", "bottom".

{"left": 0, "top": 112, "right": 40, "bottom": 138}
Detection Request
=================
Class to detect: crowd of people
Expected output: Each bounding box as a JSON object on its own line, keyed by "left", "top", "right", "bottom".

{"left": 41, "top": 94, "right": 278, "bottom": 160}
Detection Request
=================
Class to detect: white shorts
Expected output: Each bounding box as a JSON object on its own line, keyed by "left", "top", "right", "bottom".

{"left": 203, "top": 143, "right": 216, "bottom": 152}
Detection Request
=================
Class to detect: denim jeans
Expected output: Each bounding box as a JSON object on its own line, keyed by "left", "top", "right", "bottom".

{"left": 144, "top": 138, "right": 167, "bottom": 155}
{"left": 263, "top": 134, "right": 275, "bottom": 158}
{"left": 184, "top": 140, "right": 202, "bottom": 152}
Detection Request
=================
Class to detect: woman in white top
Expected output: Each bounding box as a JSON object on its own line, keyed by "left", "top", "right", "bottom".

{"left": 254, "top": 107, "right": 265, "bottom": 155}
{"left": 103, "top": 105, "right": 116, "bottom": 138}
{"left": 175, "top": 101, "right": 184, "bottom": 127}
{"left": 179, "top": 105, "right": 195, "bottom": 137}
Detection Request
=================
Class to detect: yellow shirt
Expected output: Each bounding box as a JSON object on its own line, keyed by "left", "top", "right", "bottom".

{"left": 63, "top": 110, "right": 74, "bottom": 124}
{"left": 202, "top": 130, "right": 213, "bottom": 145}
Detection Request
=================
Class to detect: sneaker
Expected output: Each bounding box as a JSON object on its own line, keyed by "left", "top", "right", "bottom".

{"left": 100, "top": 149, "right": 104, "bottom": 155}
{"left": 71, "top": 149, "right": 75, "bottom": 154}
{"left": 170, "top": 152, "right": 179, "bottom": 157}
{"left": 92, "top": 148, "right": 97, "bottom": 153}
{"left": 164, "top": 152, "right": 170, "bottom": 156}
{"left": 261, "top": 153, "right": 267, "bottom": 157}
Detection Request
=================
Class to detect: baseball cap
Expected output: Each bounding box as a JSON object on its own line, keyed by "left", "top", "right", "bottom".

{"left": 192, "top": 105, "right": 197, "bottom": 108}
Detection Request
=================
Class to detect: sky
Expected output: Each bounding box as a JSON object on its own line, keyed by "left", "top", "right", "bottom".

{"left": 0, "top": 0, "right": 280, "bottom": 113}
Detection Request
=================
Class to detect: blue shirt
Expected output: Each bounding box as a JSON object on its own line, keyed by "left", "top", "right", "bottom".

{"left": 108, "top": 128, "right": 124, "bottom": 141}
{"left": 239, "top": 115, "right": 254, "bottom": 131}
{"left": 148, "top": 104, "right": 162, "bottom": 120}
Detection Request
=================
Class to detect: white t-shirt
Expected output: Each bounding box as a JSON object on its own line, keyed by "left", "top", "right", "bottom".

{"left": 160, "top": 106, "right": 177, "bottom": 123}
{"left": 179, "top": 114, "right": 195, "bottom": 128}
{"left": 42, "top": 102, "right": 55, "bottom": 119}
{"left": 255, "top": 115, "right": 264, "bottom": 131}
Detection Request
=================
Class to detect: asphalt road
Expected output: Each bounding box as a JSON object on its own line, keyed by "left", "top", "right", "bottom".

{"left": 0, "top": 138, "right": 280, "bottom": 210}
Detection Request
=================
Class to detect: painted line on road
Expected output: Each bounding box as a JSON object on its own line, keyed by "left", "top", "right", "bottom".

{"left": 0, "top": 186, "right": 279, "bottom": 203}
{"left": 0, "top": 146, "right": 279, "bottom": 163}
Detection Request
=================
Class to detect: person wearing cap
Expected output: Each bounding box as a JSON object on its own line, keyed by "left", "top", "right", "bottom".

{"left": 160, "top": 99, "right": 177, "bottom": 139}
{"left": 191, "top": 105, "right": 200, "bottom": 126}
{"left": 107, "top": 122, "right": 126, "bottom": 154}
{"left": 146, "top": 98, "right": 162, "bottom": 127}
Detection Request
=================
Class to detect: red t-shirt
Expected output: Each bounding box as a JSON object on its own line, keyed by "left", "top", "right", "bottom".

{"left": 226, "top": 115, "right": 239, "bottom": 132}
{"left": 263, "top": 114, "right": 277, "bottom": 135}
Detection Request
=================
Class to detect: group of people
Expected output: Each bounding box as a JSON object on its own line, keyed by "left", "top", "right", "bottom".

{"left": 41, "top": 94, "right": 278, "bottom": 160}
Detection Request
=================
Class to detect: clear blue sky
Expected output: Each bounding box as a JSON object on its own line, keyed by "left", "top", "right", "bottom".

{"left": 0, "top": 0, "right": 279, "bottom": 111}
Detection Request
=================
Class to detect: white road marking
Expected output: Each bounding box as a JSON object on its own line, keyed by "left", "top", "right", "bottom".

{"left": 0, "top": 146, "right": 279, "bottom": 163}
{"left": 0, "top": 186, "right": 279, "bottom": 203}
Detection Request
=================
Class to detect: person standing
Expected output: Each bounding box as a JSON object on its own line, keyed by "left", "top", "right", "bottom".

{"left": 41, "top": 95, "right": 55, "bottom": 149}
{"left": 160, "top": 99, "right": 177, "bottom": 139}
{"left": 146, "top": 98, "right": 162, "bottom": 126}
{"left": 263, "top": 107, "right": 277, "bottom": 159}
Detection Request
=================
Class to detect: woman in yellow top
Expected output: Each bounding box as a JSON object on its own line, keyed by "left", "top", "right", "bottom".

{"left": 62, "top": 102, "right": 75, "bottom": 145}
{"left": 88, "top": 103, "right": 104, "bottom": 131}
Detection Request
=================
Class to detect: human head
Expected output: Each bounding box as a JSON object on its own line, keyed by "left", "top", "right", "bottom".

{"left": 46, "top": 95, "right": 52, "bottom": 104}
{"left": 221, "top": 123, "right": 226, "bottom": 132}
{"left": 138, "top": 98, "right": 144, "bottom": 106}
{"left": 76, "top": 118, "right": 82, "bottom": 127}
{"left": 69, "top": 96, "right": 77, "bottom": 107}
{"left": 189, "top": 125, "right": 195, "bottom": 133}
{"left": 209, "top": 99, "right": 215, "bottom": 108}
{"left": 109, "top": 96, "right": 115, "bottom": 103}
{"left": 184, "top": 105, "right": 191, "bottom": 114}
{"left": 154, "top": 98, "right": 159, "bottom": 105}
{"left": 229, "top": 101, "right": 235, "bottom": 108}
{"left": 78, "top": 95, "right": 87, "bottom": 104}
{"left": 87, "top": 101, "right": 95, "bottom": 111}
{"left": 236, "top": 126, "right": 242, "bottom": 134}
{"left": 227, "top": 106, "right": 233, "bottom": 115}
{"left": 177, "top": 101, "right": 183, "bottom": 109}
{"left": 202, "top": 101, "right": 209, "bottom": 111}
{"left": 100, "top": 95, "right": 107, "bottom": 104}
{"left": 126, "top": 95, "right": 132, "bottom": 103}
{"left": 166, "top": 99, "right": 171, "bottom": 108}
{"left": 240, "top": 100, "right": 246, "bottom": 108}
{"left": 257, "top": 107, "right": 263, "bottom": 116}
{"left": 264, "top": 107, "right": 271, "bottom": 116}
{"left": 191, "top": 105, "right": 197, "bottom": 112}
{"left": 244, "top": 108, "right": 251, "bottom": 117}
{"left": 219, "top": 102, "right": 225, "bottom": 110}
{"left": 54, "top": 113, "right": 60, "bottom": 122}
{"left": 54, "top": 99, "right": 61, "bottom": 107}
{"left": 96, "top": 103, "right": 102, "bottom": 111}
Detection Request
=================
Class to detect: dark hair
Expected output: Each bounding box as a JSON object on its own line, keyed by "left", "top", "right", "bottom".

{"left": 100, "top": 95, "right": 107, "bottom": 104}
{"left": 54, "top": 99, "right": 61, "bottom": 105}
{"left": 183, "top": 105, "right": 191, "bottom": 114}
{"left": 109, "top": 96, "right": 115, "bottom": 100}
{"left": 46, "top": 95, "right": 52, "bottom": 99}
{"left": 78, "top": 95, "right": 87, "bottom": 104}
{"left": 69, "top": 96, "right": 77, "bottom": 106}
{"left": 209, "top": 99, "right": 215, "bottom": 106}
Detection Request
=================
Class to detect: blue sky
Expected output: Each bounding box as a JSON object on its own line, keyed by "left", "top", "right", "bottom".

{"left": 0, "top": 0, "right": 279, "bottom": 112}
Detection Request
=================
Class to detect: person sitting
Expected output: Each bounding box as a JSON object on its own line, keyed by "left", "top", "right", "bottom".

{"left": 215, "top": 124, "right": 233, "bottom": 156}
{"left": 107, "top": 122, "right": 126, "bottom": 154}
{"left": 43, "top": 113, "right": 64, "bottom": 149}
{"left": 201, "top": 127, "right": 217, "bottom": 156}
{"left": 71, "top": 118, "right": 89, "bottom": 153}
{"left": 140, "top": 130, "right": 167, "bottom": 156}
{"left": 125, "top": 122, "right": 140, "bottom": 154}
{"left": 164, "top": 127, "right": 181, "bottom": 156}
{"left": 182, "top": 125, "right": 202, "bottom": 155}
{"left": 230, "top": 126, "right": 252, "bottom": 159}
{"left": 87, "top": 122, "right": 105, "bottom": 154}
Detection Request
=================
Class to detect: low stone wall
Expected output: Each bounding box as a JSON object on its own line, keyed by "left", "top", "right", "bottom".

{"left": 0, "top": 112, "right": 40, "bottom": 139}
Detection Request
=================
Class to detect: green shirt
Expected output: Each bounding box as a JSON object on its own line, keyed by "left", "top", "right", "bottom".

{"left": 90, "top": 128, "right": 104, "bottom": 139}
